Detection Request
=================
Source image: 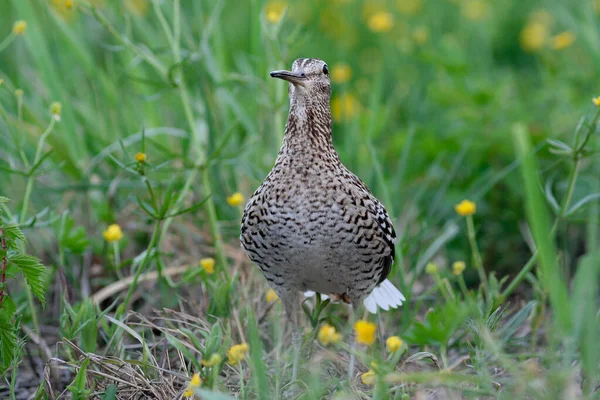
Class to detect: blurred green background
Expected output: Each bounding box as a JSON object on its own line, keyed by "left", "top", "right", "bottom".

{"left": 1, "top": 0, "right": 599, "bottom": 278}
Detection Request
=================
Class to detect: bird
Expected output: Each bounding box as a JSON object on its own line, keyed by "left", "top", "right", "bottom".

{"left": 240, "top": 58, "right": 405, "bottom": 380}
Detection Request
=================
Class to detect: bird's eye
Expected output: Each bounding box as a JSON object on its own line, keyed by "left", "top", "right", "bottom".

{"left": 322, "top": 65, "right": 329, "bottom": 75}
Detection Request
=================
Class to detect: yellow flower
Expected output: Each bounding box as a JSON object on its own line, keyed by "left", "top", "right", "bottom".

{"left": 125, "top": 0, "right": 149, "bottom": 17}
{"left": 65, "top": 0, "right": 74, "bottom": 9}
{"left": 135, "top": 152, "right": 147, "bottom": 163}
{"left": 361, "top": 369, "right": 376, "bottom": 385}
{"left": 50, "top": 102, "right": 62, "bottom": 121}
{"left": 227, "top": 343, "right": 249, "bottom": 365}
{"left": 368, "top": 12, "right": 394, "bottom": 33}
{"left": 412, "top": 26, "right": 429, "bottom": 45}
{"left": 396, "top": 0, "right": 422, "bottom": 15}
{"left": 183, "top": 373, "right": 201, "bottom": 397}
{"left": 103, "top": 224, "right": 123, "bottom": 243}
{"left": 200, "top": 257, "right": 215, "bottom": 274}
{"left": 452, "top": 261, "right": 466, "bottom": 275}
{"left": 15, "top": 89, "right": 24, "bottom": 98}
{"left": 461, "top": 0, "right": 488, "bottom": 21}
{"left": 0, "top": 79, "right": 3, "bottom": 86}
{"left": 425, "top": 262, "right": 438, "bottom": 275}
{"left": 13, "top": 20, "right": 27, "bottom": 35}
{"left": 354, "top": 320, "right": 376, "bottom": 345}
{"left": 201, "top": 353, "right": 223, "bottom": 367}
{"left": 331, "top": 93, "right": 359, "bottom": 121}
{"left": 266, "top": 288, "right": 279, "bottom": 303}
{"left": 318, "top": 324, "right": 342, "bottom": 345}
{"left": 455, "top": 199, "right": 476, "bottom": 216}
{"left": 520, "top": 22, "right": 548, "bottom": 52}
{"left": 226, "top": 192, "right": 245, "bottom": 207}
{"left": 265, "top": 1, "right": 287, "bottom": 24}
{"left": 386, "top": 336, "right": 403, "bottom": 353}
{"left": 551, "top": 31, "right": 575, "bottom": 50}
{"left": 331, "top": 63, "right": 352, "bottom": 84}
{"left": 593, "top": 97, "right": 600, "bottom": 107}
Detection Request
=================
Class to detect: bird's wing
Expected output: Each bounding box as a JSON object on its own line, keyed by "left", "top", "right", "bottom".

{"left": 345, "top": 172, "right": 397, "bottom": 284}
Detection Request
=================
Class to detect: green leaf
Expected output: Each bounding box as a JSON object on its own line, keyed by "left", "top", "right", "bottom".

{"left": 0, "top": 295, "right": 17, "bottom": 318}
{"left": 0, "top": 197, "right": 10, "bottom": 204}
{"left": 571, "top": 252, "right": 600, "bottom": 392}
{"left": 56, "top": 213, "right": 89, "bottom": 254}
{"left": 166, "top": 333, "right": 202, "bottom": 371}
{"left": 512, "top": 124, "right": 571, "bottom": 334}
{"left": 67, "top": 357, "right": 92, "bottom": 399}
{"left": 0, "top": 310, "right": 18, "bottom": 372}
{"left": 101, "top": 384, "right": 117, "bottom": 400}
{"left": 8, "top": 253, "right": 47, "bottom": 306}
{"left": 3, "top": 223, "right": 27, "bottom": 243}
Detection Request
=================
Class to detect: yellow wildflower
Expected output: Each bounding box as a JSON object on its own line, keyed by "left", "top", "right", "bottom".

{"left": 361, "top": 369, "right": 376, "bottom": 385}
{"left": 331, "top": 93, "right": 359, "bottom": 121}
{"left": 593, "top": 97, "right": 600, "bottom": 107}
{"left": 425, "top": 262, "right": 438, "bottom": 275}
{"left": 125, "top": 0, "right": 149, "bottom": 17}
{"left": 65, "top": 0, "right": 74, "bottom": 9}
{"left": 266, "top": 288, "right": 279, "bottom": 303}
{"left": 15, "top": 89, "right": 24, "bottom": 98}
{"left": 226, "top": 192, "right": 245, "bottom": 207}
{"left": 386, "top": 336, "right": 403, "bottom": 353}
{"left": 331, "top": 63, "right": 352, "bottom": 84}
{"left": 227, "top": 343, "right": 249, "bottom": 365}
{"left": 103, "top": 224, "right": 123, "bottom": 242}
{"left": 13, "top": 20, "right": 27, "bottom": 35}
{"left": 50, "top": 102, "right": 62, "bottom": 121}
{"left": 455, "top": 199, "right": 476, "bottom": 216}
{"left": 461, "top": 0, "right": 488, "bottom": 21}
{"left": 368, "top": 12, "right": 394, "bottom": 33}
{"left": 520, "top": 22, "right": 548, "bottom": 52}
{"left": 551, "top": 31, "right": 575, "bottom": 50}
{"left": 412, "top": 26, "right": 429, "bottom": 45}
{"left": 135, "top": 152, "right": 147, "bottom": 163}
{"left": 0, "top": 79, "right": 3, "bottom": 86}
{"left": 201, "top": 353, "right": 223, "bottom": 367}
{"left": 183, "top": 373, "right": 201, "bottom": 397}
{"left": 452, "top": 261, "right": 466, "bottom": 275}
{"left": 396, "top": 0, "right": 422, "bottom": 15}
{"left": 318, "top": 323, "right": 342, "bottom": 345}
{"left": 354, "top": 320, "right": 376, "bottom": 345}
{"left": 200, "top": 257, "right": 215, "bottom": 274}
{"left": 265, "top": 1, "right": 287, "bottom": 24}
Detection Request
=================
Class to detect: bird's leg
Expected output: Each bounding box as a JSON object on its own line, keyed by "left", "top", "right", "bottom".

{"left": 291, "top": 324, "right": 302, "bottom": 381}
{"left": 278, "top": 287, "right": 302, "bottom": 381}
{"left": 347, "top": 301, "right": 362, "bottom": 381}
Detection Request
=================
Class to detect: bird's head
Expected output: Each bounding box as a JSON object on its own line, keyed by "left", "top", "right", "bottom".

{"left": 270, "top": 58, "right": 331, "bottom": 105}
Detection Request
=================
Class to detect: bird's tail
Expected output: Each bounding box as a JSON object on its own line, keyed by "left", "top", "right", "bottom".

{"left": 363, "top": 279, "right": 405, "bottom": 314}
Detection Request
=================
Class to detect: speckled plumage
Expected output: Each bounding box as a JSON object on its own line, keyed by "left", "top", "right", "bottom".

{"left": 241, "top": 58, "right": 403, "bottom": 318}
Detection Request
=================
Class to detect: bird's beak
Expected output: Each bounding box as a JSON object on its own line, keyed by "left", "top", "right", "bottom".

{"left": 270, "top": 70, "right": 307, "bottom": 85}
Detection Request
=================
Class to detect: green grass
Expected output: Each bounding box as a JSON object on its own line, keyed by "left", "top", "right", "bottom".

{"left": 0, "top": 0, "right": 599, "bottom": 398}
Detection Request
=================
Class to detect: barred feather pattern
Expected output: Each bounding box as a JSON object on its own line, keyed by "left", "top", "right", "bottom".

{"left": 240, "top": 58, "right": 404, "bottom": 313}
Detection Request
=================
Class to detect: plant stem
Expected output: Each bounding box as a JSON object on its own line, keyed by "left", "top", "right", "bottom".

{"left": 116, "top": 220, "right": 162, "bottom": 319}
{"left": 155, "top": 1, "right": 226, "bottom": 276}
{"left": 20, "top": 118, "right": 56, "bottom": 224}
{"left": 17, "top": 113, "right": 56, "bottom": 334}
{"left": 466, "top": 215, "right": 488, "bottom": 298}
{"left": 0, "top": 32, "right": 16, "bottom": 52}
{"left": 502, "top": 151, "right": 582, "bottom": 300}
{"left": 0, "top": 228, "right": 7, "bottom": 309}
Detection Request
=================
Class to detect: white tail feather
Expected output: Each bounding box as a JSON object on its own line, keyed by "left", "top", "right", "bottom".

{"left": 363, "top": 279, "right": 405, "bottom": 314}
{"left": 304, "top": 280, "right": 405, "bottom": 314}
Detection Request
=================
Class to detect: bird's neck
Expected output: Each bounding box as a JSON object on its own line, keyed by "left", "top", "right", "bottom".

{"left": 281, "top": 97, "right": 334, "bottom": 155}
